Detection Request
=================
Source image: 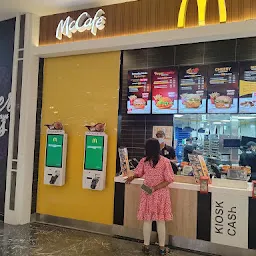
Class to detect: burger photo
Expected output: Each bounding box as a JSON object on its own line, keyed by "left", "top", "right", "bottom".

{"left": 128, "top": 95, "right": 137, "bottom": 105}
{"left": 133, "top": 98, "right": 146, "bottom": 109}
{"left": 184, "top": 94, "right": 201, "bottom": 108}
{"left": 156, "top": 97, "right": 173, "bottom": 109}
{"left": 214, "top": 95, "right": 232, "bottom": 108}
{"left": 209, "top": 92, "right": 220, "bottom": 104}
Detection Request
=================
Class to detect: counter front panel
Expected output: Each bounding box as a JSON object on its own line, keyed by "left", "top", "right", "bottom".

{"left": 114, "top": 177, "right": 256, "bottom": 250}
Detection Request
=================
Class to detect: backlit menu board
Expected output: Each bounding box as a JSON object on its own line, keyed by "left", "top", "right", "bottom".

{"left": 127, "top": 70, "right": 151, "bottom": 114}
{"left": 178, "top": 66, "right": 207, "bottom": 114}
{"left": 207, "top": 63, "right": 239, "bottom": 114}
{"left": 239, "top": 62, "right": 256, "bottom": 113}
{"left": 152, "top": 68, "right": 178, "bottom": 114}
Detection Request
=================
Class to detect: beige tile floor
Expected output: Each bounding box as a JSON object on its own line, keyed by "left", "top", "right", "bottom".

{"left": 0, "top": 223, "right": 203, "bottom": 256}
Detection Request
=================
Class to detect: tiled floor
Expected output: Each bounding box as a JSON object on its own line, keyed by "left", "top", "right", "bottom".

{"left": 0, "top": 222, "right": 200, "bottom": 256}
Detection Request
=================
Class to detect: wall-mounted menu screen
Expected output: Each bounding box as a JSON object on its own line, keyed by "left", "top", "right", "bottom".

{"left": 152, "top": 68, "right": 178, "bottom": 114}
{"left": 239, "top": 62, "right": 256, "bottom": 113}
{"left": 178, "top": 66, "right": 207, "bottom": 114}
{"left": 207, "top": 63, "right": 239, "bottom": 114}
{"left": 127, "top": 70, "right": 151, "bottom": 114}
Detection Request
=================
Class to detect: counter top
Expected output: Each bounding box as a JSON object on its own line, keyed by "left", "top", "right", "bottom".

{"left": 114, "top": 176, "right": 253, "bottom": 197}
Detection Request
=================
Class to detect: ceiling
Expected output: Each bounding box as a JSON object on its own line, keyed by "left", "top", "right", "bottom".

{"left": 0, "top": 0, "right": 136, "bottom": 21}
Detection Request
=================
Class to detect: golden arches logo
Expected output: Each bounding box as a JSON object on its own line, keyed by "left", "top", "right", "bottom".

{"left": 178, "top": 0, "right": 227, "bottom": 28}
{"left": 92, "top": 138, "right": 98, "bottom": 144}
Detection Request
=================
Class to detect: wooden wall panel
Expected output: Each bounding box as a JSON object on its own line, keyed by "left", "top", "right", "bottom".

{"left": 123, "top": 184, "right": 143, "bottom": 230}
{"left": 167, "top": 188, "right": 197, "bottom": 239}
{"left": 123, "top": 184, "right": 197, "bottom": 240}
{"left": 39, "top": 0, "right": 256, "bottom": 46}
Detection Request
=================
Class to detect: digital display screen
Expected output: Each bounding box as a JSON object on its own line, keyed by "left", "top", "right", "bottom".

{"left": 223, "top": 139, "right": 241, "bottom": 148}
{"left": 84, "top": 135, "right": 104, "bottom": 171}
{"left": 46, "top": 134, "right": 64, "bottom": 168}
{"left": 207, "top": 63, "right": 239, "bottom": 114}
{"left": 152, "top": 68, "right": 178, "bottom": 114}
{"left": 239, "top": 62, "right": 256, "bottom": 113}
{"left": 178, "top": 66, "right": 207, "bottom": 114}
{"left": 241, "top": 136, "right": 256, "bottom": 147}
{"left": 127, "top": 70, "right": 151, "bottom": 114}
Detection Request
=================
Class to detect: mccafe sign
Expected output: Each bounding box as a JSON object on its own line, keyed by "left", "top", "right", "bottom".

{"left": 56, "top": 9, "right": 106, "bottom": 40}
{"left": 55, "top": 0, "right": 227, "bottom": 40}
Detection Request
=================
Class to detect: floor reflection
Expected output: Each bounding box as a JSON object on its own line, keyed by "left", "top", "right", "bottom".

{"left": 0, "top": 222, "right": 199, "bottom": 255}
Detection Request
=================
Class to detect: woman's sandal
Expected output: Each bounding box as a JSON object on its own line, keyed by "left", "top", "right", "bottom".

{"left": 142, "top": 245, "right": 150, "bottom": 255}
{"left": 159, "top": 248, "right": 167, "bottom": 255}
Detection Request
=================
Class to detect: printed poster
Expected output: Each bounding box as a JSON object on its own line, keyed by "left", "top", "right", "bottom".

{"left": 152, "top": 126, "right": 173, "bottom": 146}
{"left": 127, "top": 70, "right": 151, "bottom": 114}
{"left": 207, "top": 63, "right": 239, "bottom": 114}
{"left": 178, "top": 66, "right": 207, "bottom": 114}
{"left": 152, "top": 69, "right": 178, "bottom": 114}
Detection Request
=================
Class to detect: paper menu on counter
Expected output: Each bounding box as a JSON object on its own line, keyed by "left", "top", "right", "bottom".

{"left": 178, "top": 66, "right": 207, "bottom": 114}
{"left": 118, "top": 148, "right": 130, "bottom": 176}
{"left": 127, "top": 70, "right": 151, "bottom": 114}
{"left": 239, "top": 62, "right": 256, "bottom": 113}
{"left": 207, "top": 63, "right": 239, "bottom": 114}
{"left": 152, "top": 68, "right": 178, "bottom": 114}
{"left": 188, "top": 154, "right": 209, "bottom": 183}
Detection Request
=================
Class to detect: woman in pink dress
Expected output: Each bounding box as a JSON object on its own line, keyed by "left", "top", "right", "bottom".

{"left": 127, "top": 138, "right": 174, "bottom": 255}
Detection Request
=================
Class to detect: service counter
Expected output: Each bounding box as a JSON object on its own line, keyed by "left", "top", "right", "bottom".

{"left": 113, "top": 175, "right": 256, "bottom": 253}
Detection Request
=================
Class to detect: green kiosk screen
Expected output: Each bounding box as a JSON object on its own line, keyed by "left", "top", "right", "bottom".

{"left": 46, "top": 134, "right": 64, "bottom": 168}
{"left": 84, "top": 135, "right": 104, "bottom": 171}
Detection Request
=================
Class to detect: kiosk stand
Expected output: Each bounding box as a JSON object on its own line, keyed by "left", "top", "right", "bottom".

{"left": 83, "top": 132, "right": 108, "bottom": 191}
{"left": 44, "top": 130, "right": 68, "bottom": 186}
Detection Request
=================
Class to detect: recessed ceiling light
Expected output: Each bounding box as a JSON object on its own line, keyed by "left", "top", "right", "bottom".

{"left": 236, "top": 116, "right": 256, "bottom": 120}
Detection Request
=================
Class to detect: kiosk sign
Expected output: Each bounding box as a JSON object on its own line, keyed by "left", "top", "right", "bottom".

{"left": 211, "top": 192, "right": 248, "bottom": 249}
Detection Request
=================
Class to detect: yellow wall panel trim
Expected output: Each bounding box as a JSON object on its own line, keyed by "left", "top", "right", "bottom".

{"left": 37, "top": 51, "right": 121, "bottom": 225}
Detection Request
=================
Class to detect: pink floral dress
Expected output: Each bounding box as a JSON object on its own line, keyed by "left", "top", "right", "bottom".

{"left": 134, "top": 156, "right": 174, "bottom": 221}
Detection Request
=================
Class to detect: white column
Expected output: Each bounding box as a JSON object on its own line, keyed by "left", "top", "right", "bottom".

{"left": 4, "top": 13, "right": 40, "bottom": 225}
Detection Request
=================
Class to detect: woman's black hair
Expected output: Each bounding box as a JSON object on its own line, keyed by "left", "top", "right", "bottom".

{"left": 144, "top": 138, "right": 160, "bottom": 168}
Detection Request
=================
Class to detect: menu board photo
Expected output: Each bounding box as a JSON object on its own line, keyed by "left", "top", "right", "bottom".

{"left": 239, "top": 62, "right": 256, "bottom": 113}
{"left": 152, "top": 69, "right": 178, "bottom": 114}
{"left": 127, "top": 70, "right": 151, "bottom": 114}
{"left": 178, "top": 66, "right": 207, "bottom": 114}
{"left": 207, "top": 63, "right": 239, "bottom": 114}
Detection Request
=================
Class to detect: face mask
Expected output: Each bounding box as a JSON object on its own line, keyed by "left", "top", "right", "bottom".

{"left": 158, "top": 138, "right": 165, "bottom": 144}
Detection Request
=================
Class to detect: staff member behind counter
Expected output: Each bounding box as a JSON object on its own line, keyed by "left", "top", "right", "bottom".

{"left": 156, "top": 130, "right": 178, "bottom": 174}
{"left": 239, "top": 141, "right": 256, "bottom": 181}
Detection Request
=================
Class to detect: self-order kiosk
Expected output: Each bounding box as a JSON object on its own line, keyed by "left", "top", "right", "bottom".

{"left": 83, "top": 132, "right": 108, "bottom": 191}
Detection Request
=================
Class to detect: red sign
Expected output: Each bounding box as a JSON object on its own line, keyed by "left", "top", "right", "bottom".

{"left": 152, "top": 69, "right": 178, "bottom": 114}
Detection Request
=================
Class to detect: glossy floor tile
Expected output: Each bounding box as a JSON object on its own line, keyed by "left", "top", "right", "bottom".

{"left": 0, "top": 222, "right": 200, "bottom": 255}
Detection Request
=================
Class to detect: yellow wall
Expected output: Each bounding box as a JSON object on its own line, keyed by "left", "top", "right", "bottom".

{"left": 37, "top": 52, "right": 120, "bottom": 225}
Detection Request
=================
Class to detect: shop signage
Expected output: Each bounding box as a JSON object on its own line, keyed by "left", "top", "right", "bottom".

{"left": 40, "top": 0, "right": 255, "bottom": 46}
{"left": 178, "top": 0, "right": 227, "bottom": 28}
{"left": 0, "top": 93, "right": 11, "bottom": 137}
{"left": 211, "top": 192, "right": 248, "bottom": 249}
{"left": 56, "top": 9, "right": 106, "bottom": 40}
